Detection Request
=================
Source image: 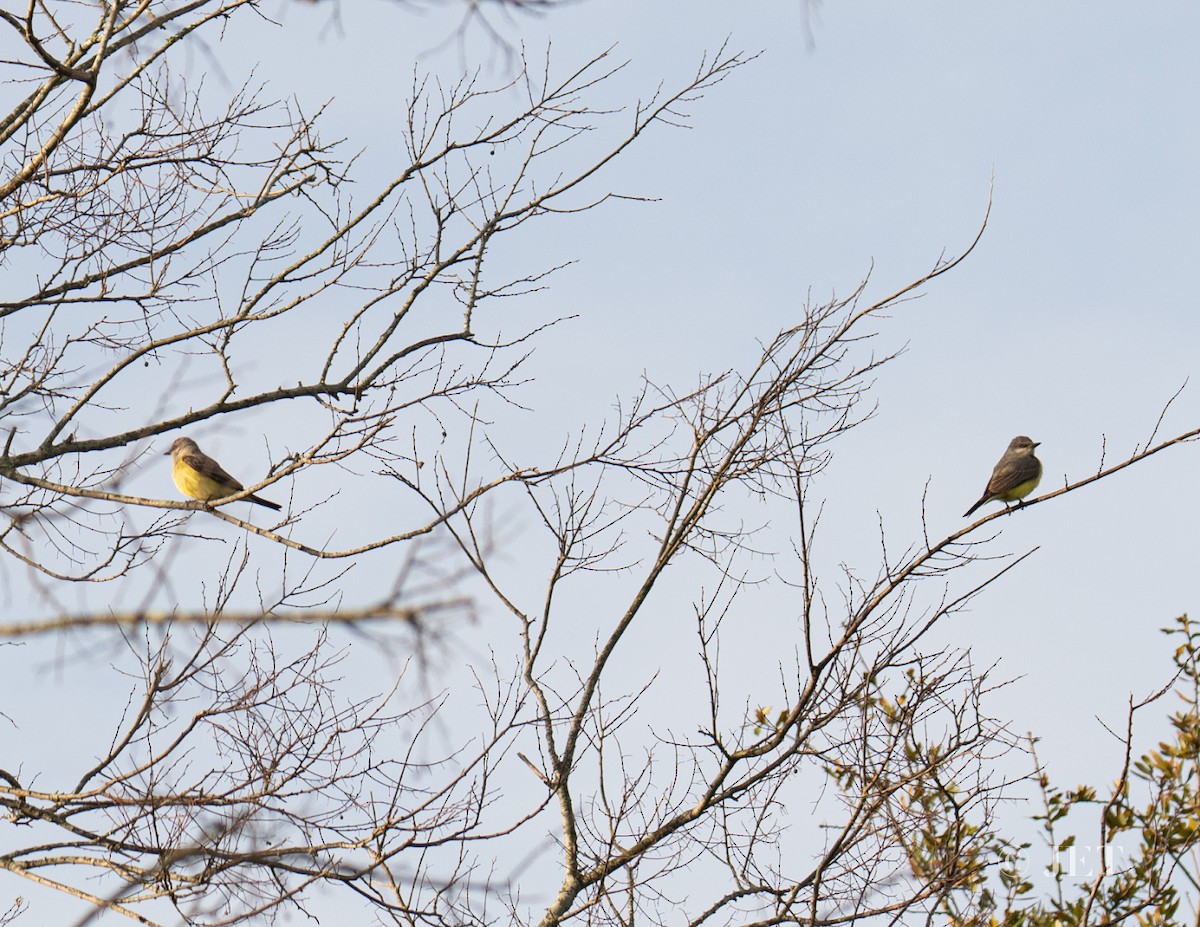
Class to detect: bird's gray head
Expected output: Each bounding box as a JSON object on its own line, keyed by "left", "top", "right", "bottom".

{"left": 165, "top": 437, "right": 200, "bottom": 457}
{"left": 1009, "top": 435, "right": 1039, "bottom": 453}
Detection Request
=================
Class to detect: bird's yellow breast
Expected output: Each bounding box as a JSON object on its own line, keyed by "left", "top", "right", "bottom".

{"left": 997, "top": 473, "right": 1042, "bottom": 503}
{"left": 173, "top": 457, "right": 232, "bottom": 503}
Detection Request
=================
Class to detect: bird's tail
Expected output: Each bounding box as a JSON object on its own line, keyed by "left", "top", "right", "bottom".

{"left": 963, "top": 496, "right": 988, "bottom": 518}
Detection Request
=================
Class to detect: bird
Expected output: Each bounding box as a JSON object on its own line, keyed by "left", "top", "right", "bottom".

{"left": 963, "top": 435, "right": 1042, "bottom": 518}
{"left": 165, "top": 437, "right": 281, "bottom": 511}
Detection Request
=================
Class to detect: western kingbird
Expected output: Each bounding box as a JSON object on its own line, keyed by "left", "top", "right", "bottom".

{"left": 166, "top": 437, "right": 281, "bottom": 511}
{"left": 963, "top": 435, "right": 1042, "bottom": 517}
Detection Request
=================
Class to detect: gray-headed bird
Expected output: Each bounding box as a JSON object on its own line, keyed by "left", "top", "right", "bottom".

{"left": 166, "top": 437, "right": 281, "bottom": 511}
{"left": 964, "top": 435, "right": 1042, "bottom": 518}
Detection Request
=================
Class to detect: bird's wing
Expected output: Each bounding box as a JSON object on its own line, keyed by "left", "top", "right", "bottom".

{"left": 986, "top": 455, "right": 1039, "bottom": 496}
{"left": 182, "top": 452, "right": 244, "bottom": 491}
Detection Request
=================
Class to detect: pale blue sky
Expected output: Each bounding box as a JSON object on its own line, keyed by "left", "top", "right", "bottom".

{"left": 234, "top": 0, "right": 1200, "bottom": 872}
{"left": 5, "top": 1, "right": 1199, "bottom": 919}
{"left": 325, "top": 0, "right": 1200, "bottom": 778}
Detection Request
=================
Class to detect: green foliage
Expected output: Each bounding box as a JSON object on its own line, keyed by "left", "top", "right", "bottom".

{"left": 1002, "top": 615, "right": 1200, "bottom": 927}
{"left": 824, "top": 615, "right": 1200, "bottom": 927}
